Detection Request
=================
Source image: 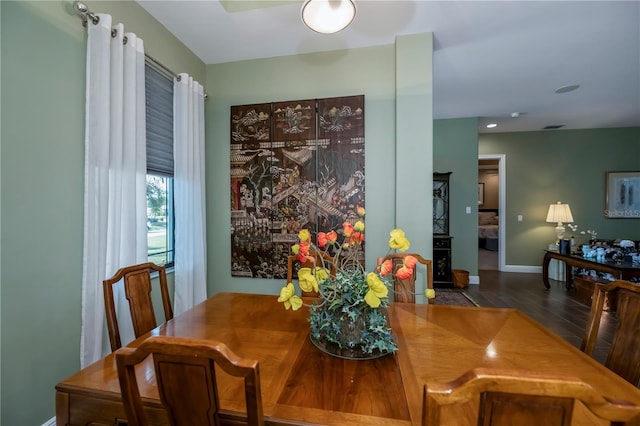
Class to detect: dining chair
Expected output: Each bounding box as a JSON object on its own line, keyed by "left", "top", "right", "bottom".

{"left": 287, "top": 250, "right": 336, "bottom": 297}
{"left": 423, "top": 368, "right": 640, "bottom": 426}
{"left": 580, "top": 279, "right": 640, "bottom": 387}
{"left": 116, "top": 335, "right": 264, "bottom": 426}
{"left": 103, "top": 262, "right": 173, "bottom": 351}
{"left": 383, "top": 253, "right": 433, "bottom": 304}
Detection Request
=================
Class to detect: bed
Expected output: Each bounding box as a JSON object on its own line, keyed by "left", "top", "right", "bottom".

{"left": 479, "top": 210, "right": 499, "bottom": 251}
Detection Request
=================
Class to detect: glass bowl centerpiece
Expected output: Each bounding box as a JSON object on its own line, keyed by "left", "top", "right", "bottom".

{"left": 277, "top": 209, "right": 433, "bottom": 359}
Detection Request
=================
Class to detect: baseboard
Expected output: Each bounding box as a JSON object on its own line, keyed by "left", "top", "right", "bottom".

{"left": 476, "top": 266, "right": 542, "bottom": 285}
{"left": 501, "top": 265, "right": 543, "bottom": 273}
{"left": 42, "top": 417, "right": 56, "bottom": 426}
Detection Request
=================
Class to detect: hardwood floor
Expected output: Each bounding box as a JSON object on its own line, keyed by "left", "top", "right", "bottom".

{"left": 465, "top": 269, "right": 616, "bottom": 364}
{"left": 478, "top": 248, "right": 498, "bottom": 270}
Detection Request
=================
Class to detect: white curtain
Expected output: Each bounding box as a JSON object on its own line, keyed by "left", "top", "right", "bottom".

{"left": 173, "top": 73, "right": 207, "bottom": 314}
{"left": 80, "top": 15, "right": 147, "bottom": 368}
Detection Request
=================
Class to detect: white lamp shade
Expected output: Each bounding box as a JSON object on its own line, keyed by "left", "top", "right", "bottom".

{"left": 546, "top": 202, "right": 573, "bottom": 241}
{"left": 301, "top": 0, "right": 356, "bottom": 34}
{"left": 546, "top": 202, "right": 574, "bottom": 224}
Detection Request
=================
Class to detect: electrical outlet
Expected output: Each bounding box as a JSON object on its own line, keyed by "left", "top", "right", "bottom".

{"left": 517, "top": 215, "right": 523, "bottom": 222}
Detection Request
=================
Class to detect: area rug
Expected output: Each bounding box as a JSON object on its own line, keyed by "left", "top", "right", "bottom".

{"left": 432, "top": 289, "right": 479, "bottom": 307}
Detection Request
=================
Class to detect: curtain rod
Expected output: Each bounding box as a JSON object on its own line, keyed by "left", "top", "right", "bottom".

{"left": 72, "top": 1, "right": 208, "bottom": 100}
{"left": 145, "top": 53, "right": 179, "bottom": 80}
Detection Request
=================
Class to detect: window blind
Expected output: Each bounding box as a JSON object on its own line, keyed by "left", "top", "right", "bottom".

{"left": 145, "top": 62, "right": 174, "bottom": 176}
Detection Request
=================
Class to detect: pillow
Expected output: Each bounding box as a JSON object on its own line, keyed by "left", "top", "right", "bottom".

{"left": 478, "top": 211, "right": 496, "bottom": 225}
{"left": 490, "top": 215, "right": 499, "bottom": 225}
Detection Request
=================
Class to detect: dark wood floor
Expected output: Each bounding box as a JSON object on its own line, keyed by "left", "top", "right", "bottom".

{"left": 464, "top": 269, "right": 616, "bottom": 364}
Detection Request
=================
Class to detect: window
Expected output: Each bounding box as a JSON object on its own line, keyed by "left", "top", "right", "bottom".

{"left": 145, "top": 60, "right": 174, "bottom": 266}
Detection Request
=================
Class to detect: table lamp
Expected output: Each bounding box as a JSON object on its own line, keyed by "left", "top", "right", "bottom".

{"left": 546, "top": 201, "right": 574, "bottom": 242}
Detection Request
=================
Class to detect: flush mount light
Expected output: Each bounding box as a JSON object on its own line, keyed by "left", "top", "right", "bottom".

{"left": 555, "top": 84, "right": 580, "bottom": 94}
{"left": 301, "top": 0, "right": 356, "bottom": 34}
{"left": 486, "top": 123, "right": 498, "bottom": 129}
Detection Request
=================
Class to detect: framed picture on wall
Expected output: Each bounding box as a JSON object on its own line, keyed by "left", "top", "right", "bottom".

{"left": 605, "top": 171, "right": 640, "bottom": 218}
{"left": 478, "top": 183, "right": 484, "bottom": 206}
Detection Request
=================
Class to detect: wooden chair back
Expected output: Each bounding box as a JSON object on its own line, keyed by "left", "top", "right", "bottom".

{"left": 103, "top": 262, "right": 173, "bottom": 351}
{"left": 581, "top": 279, "right": 640, "bottom": 387}
{"left": 287, "top": 250, "right": 336, "bottom": 297}
{"left": 383, "top": 253, "right": 433, "bottom": 303}
{"left": 423, "top": 368, "right": 640, "bottom": 426}
{"left": 116, "top": 336, "right": 264, "bottom": 426}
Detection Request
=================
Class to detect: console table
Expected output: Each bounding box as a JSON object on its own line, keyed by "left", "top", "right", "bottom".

{"left": 542, "top": 250, "right": 640, "bottom": 289}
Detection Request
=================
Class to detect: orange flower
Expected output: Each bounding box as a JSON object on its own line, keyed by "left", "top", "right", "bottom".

{"left": 297, "top": 241, "right": 311, "bottom": 262}
{"left": 299, "top": 241, "right": 310, "bottom": 256}
{"left": 396, "top": 265, "right": 413, "bottom": 280}
{"left": 342, "top": 222, "right": 354, "bottom": 237}
{"left": 403, "top": 255, "right": 417, "bottom": 269}
{"left": 378, "top": 259, "right": 393, "bottom": 276}
{"left": 326, "top": 230, "right": 338, "bottom": 243}
{"left": 350, "top": 231, "right": 364, "bottom": 245}
{"left": 317, "top": 232, "right": 328, "bottom": 248}
{"left": 357, "top": 206, "right": 366, "bottom": 217}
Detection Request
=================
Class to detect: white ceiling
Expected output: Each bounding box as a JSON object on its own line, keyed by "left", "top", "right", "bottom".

{"left": 136, "top": 0, "right": 640, "bottom": 133}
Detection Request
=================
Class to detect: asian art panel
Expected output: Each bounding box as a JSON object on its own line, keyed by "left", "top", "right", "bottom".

{"left": 230, "top": 95, "right": 365, "bottom": 278}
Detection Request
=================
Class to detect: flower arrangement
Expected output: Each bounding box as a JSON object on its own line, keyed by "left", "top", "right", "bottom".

{"left": 566, "top": 224, "right": 579, "bottom": 239}
{"left": 567, "top": 224, "right": 599, "bottom": 241}
{"left": 567, "top": 225, "right": 599, "bottom": 243}
{"left": 277, "top": 209, "right": 434, "bottom": 358}
{"left": 581, "top": 229, "right": 598, "bottom": 241}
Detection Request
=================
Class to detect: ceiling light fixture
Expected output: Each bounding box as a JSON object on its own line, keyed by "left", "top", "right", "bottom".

{"left": 301, "top": 0, "right": 356, "bottom": 34}
{"left": 486, "top": 123, "right": 498, "bottom": 129}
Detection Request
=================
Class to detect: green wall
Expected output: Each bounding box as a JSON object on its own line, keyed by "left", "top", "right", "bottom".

{"left": 205, "top": 38, "right": 434, "bottom": 301}
{"left": 0, "top": 2, "right": 203, "bottom": 424}
{"left": 434, "top": 118, "right": 480, "bottom": 277}
{"left": 395, "top": 33, "right": 434, "bottom": 255}
{"left": 480, "top": 127, "right": 640, "bottom": 267}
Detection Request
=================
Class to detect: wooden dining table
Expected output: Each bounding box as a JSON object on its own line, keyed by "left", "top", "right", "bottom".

{"left": 56, "top": 292, "right": 640, "bottom": 426}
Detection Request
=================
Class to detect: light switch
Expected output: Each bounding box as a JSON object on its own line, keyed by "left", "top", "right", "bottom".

{"left": 517, "top": 215, "right": 523, "bottom": 222}
{"left": 465, "top": 206, "right": 471, "bottom": 214}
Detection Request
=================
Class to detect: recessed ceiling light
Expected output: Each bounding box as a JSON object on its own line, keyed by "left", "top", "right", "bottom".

{"left": 486, "top": 123, "right": 497, "bottom": 128}
{"left": 555, "top": 84, "right": 580, "bottom": 94}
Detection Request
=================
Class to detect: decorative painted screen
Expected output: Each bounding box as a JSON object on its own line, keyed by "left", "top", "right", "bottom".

{"left": 230, "top": 95, "right": 365, "bottom": 278}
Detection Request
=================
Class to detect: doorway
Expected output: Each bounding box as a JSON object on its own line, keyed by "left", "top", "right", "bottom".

{"left": 478, "top": 154, "right": 506, "bottom": 271}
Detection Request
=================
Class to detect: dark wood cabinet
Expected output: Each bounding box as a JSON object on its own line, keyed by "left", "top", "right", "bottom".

{"left": 433, "top": 172, "right": 451, "bottom": 235}
{"left": 433, "top": 235, "right": 453, "bottom": 287}
{"left": 433, "top": 172, "right": 453, "bottom": 287}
